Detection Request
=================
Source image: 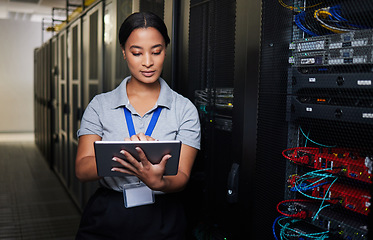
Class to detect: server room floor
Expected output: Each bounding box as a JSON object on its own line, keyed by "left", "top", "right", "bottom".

{"left": 0, "top": 141, "right": 81, "bottom": 239}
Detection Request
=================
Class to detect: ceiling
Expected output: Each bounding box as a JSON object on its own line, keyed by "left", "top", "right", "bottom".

{"left": 0, "top": 0, "right": 83, "bottom": 22}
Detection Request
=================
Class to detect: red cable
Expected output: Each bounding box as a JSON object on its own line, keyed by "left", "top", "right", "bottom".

{"left": 276, "top": 199, "right": 314, "bottom": 219}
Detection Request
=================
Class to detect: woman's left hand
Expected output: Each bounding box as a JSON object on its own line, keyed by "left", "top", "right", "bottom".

{"left": 111, "top": 132, "right": 169, "bottom": 191}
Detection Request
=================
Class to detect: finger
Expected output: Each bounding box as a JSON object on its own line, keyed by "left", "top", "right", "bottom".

{"left": 130, "top": 134, "right": 140, "bottom": 141}
{"left": 119, "top": 150, "right": 141, "bottom": 168}
{"left": 112, "top": 156, "right": 138, "bottom": 173}
{"left": 124, "top": 137, "right": 131, "bottom": 141}
{"left": 137, "top": 132, "right": 148, "bottom": 141}
{"left": 145, "top": 135, "right": 156, "bottom": 141}
{"left": 111, "top": 166, "right": 136, "bottom": 176}
{"left": 135, "top": 147, "right": 151, "bottom": 168}
{"left": 159, "top": 154, "right": 171, "bottom": 169}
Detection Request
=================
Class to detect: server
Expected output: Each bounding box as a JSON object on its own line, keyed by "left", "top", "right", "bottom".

{"left": 258, "top": 1, "right": 373, "bottom": 239}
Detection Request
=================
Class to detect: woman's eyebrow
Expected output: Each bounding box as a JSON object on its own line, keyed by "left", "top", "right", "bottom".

{"left": 129, "top": 45, "right": 142, "bottom": 50}
{"left": 129, "top": 44, "right": 163, "bottom": 50}
{"left": 151, "top": 44, "right": 163, "bottom": 49}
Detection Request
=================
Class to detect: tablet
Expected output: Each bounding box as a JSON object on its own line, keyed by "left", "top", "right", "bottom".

{"left": 94, "top": 140, "right": 181, "bottom": 177}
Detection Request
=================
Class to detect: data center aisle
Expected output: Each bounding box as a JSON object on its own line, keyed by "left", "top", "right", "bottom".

{"left": 0, "top": 141, "right": 81, "bottom": 239}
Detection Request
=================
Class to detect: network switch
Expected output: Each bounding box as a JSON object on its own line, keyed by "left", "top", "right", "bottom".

{"left": 289, "top": 30, "right": 373, "bottom": 69}
{"left": 289, "top": 95, "right": 373, "bottom": 124}
{"left": 289, "top": 70, "right": 373, "bottom": 94}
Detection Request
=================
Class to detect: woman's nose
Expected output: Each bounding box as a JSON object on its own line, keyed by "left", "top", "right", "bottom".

{"left": 142, "top": 53, "right": 154, "bottom": 67}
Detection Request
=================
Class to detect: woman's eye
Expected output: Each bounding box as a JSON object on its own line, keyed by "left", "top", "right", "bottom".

{"left": 132, "top": 52, "right": 141, "bottom": 56}
{"left": 153, "top": 50, "right": 162, "bottom": 55}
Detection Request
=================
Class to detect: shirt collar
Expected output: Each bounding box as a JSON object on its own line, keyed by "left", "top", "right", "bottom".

{"left": 111, "top": 76, "right": 173, "bottom": 110}
{"left": 157, "top": 77, "right": 173, "bottom": 109}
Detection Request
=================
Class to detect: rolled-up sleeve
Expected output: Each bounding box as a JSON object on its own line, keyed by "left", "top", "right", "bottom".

{"left": 77, "top": 96, "right": 103, "bottom": 138}
{"left": 176, "top": 101, "right": 201, "bottom": 150}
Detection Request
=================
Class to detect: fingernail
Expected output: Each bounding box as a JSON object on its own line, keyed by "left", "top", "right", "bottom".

{"left": 120, "top": 150, "right": 125, "bottom": 155}
{"left": 135, "top": 147, "right": 141, "bottom": 151}
{"left": 112, "top": 157, "right": 117, "bottom": 161}
{"left": 111, "top": 168, "right": 116, "bottom": 171}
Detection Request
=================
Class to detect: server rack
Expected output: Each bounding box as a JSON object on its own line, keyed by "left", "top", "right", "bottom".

{"left": 68, "top": 18, "right": 83, "bottom": 207}
{"left": 185, "top": 0, "right": 261, "bottom": 238}
{"left": 51, "top": 37, "right": 59, "bottom": 181}
{"left": 81, "top": 1, "right": 105, "bottom": 205}
{"left": 82, "top": 2, "right": 103, "bottom": 107}
{"left": 34, "top": 48, "right": 38, "bottom": 148}
{"left": 57, "top": 29, "right": 70, "bottom": 189}
{"left": 34, "top": 41, "right": 52, "bottom": 168}
{"left": 256, "top": 1, "right": 373, "bottom": 239}
{"left": 103, "top": 0, "right": 133, "bottom": 91}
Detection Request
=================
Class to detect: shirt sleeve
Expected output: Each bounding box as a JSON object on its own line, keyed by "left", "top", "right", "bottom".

{"left": 77, "top": 96, "right": 103, "bottom": 138}
{"left": 176, "top": 100, "right": 201, "bottom": 150}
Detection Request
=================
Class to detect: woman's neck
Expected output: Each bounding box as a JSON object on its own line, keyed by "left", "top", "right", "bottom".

{"left": 127, "top": 77, "right": 160, "bottom": 94}
{"left": 126, "top": 78, "right": 161, "bottom": 116}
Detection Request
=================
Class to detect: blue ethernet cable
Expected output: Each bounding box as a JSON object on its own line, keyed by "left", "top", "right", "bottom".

{"left": 299, "top": 127, "right": 336, "bottom": 148}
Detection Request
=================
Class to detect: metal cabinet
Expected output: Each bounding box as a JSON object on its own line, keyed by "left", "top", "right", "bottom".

{"left": 51, "top": 37, "right": 60, "bottom": 176}
{"left": 82, "top": 2, "right": 103, "bottom": 108}
{"left": 81, "top": 1, "right": 104, "bottom": 205}
{"left": 57, "top": 30, "right": 70, "bottom": 188}
{"left": 68, "top": 18, "right": 83, "bottom": 206}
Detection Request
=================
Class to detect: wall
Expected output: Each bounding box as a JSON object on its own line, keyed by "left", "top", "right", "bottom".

{"left": 0, "top": 19, "right": 41, "bottom": 133}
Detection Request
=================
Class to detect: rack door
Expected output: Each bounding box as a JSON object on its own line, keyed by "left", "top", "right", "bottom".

{"left": 57, "top": 30, "right": 70, "bottom": 188}
{"left": 82, "top": 1, "right": 103, "bottom": 108}
{"left": 68, "top": 19, "right": 83, "bottom": 207}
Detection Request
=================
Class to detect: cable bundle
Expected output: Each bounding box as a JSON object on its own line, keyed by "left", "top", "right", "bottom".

{"left": 273, "top": 216, "right": 330, "bottom": 240}
{"left": 279, "top": 0, "right": 372, "bottom": 36}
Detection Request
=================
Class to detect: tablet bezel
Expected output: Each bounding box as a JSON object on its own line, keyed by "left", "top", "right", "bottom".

{"left": 94, "top": 140, "right": 181, "bottom": 177}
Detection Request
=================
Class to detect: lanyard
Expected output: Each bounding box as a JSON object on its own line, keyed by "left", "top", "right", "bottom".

{"left": 123, "top": 107, "right": 162, "bottom": 137}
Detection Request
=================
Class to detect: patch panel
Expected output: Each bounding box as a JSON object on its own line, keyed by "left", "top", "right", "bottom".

{"left": 289, "top": 30, "right": 373, "bottom": 69}
{"left": 287, "top": 174, "right": 371, "bottom": 216}
{"left": 290, "top": 31, "right": 373, "bottom": 53}
{"left": 314, "top": 182, "right": 370, "bottom": 216}
{"left": 292, "top": 201, "right": 369, "bottom": 240}
{"left": 283, "top": 147, "right": 372, "bottom": 183}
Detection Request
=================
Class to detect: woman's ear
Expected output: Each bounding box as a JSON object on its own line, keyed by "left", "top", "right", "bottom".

{"left": 121, "top": 48, "right": 126, "bottom": 60}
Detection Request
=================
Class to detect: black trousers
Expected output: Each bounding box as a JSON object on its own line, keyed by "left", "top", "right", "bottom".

{"left": 75, "top": 188, "right": 186, "bottom": 240}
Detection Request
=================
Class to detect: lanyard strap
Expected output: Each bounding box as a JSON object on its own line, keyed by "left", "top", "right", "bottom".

{"left": 123, "top": 107, "right": 162, "bottom": 137}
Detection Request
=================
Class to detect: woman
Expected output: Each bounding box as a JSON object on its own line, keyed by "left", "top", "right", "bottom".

{"left": 75, "top": 12, "right": 201, "bottom": 239}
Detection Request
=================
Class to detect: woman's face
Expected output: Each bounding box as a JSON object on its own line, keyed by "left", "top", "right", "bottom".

{"left": 122, "top": 27, "right": 166, "bottom": 85}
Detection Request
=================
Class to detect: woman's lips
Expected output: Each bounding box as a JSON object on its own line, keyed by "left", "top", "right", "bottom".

{"left": 141, "top": 71, "right": 155, "bottom": 77}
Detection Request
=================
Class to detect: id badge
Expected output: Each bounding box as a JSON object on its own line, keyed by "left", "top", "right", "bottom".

{"left": 123, "top": 182, "right": 154, "bottom": 208}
